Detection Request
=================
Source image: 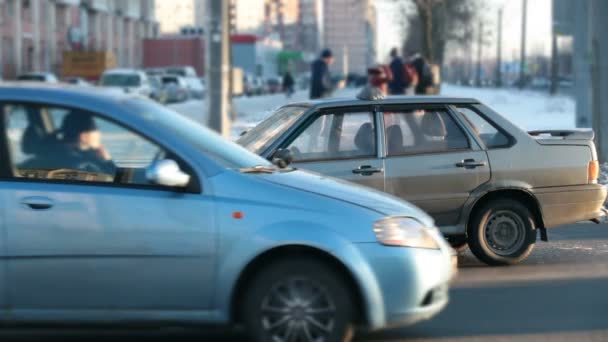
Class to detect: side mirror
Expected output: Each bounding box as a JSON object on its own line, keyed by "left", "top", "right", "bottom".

{"left": 146, "top": 159, "right": 190, "bottom": 187}
{"left": 271, "top": 148, "right": 293, "bottom": 168}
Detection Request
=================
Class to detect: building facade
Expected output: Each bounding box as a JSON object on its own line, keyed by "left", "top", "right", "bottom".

{"left": 155, "top": 0, "right": 197, "bottom": 34}
{"left": 322, "top": 0, "right": 376, "bottom": 75}
{"left": 0, "top": 0, "right": 158, "bottom": 79}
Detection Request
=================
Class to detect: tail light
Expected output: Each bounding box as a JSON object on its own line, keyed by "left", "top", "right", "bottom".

{"left": 588, "top": 160, "right": 599, "bottom": 183}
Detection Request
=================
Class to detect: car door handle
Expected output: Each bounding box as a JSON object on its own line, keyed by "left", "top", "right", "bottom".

{"left": 20, "top": 196, "right": 54, "bottom": 210}
{"left": 455, "top": 159, "right": 487, "bottom": 168}
{"left": 352, "top": 165, "right": 383, "bottom": 176}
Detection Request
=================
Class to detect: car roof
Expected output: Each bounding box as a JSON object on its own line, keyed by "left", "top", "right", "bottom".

{"left": 0, "top": 82, "right": 137, "bottom": 106}
{"left": 102, "top": 68, "right": 144, "bottom": 75}
{"left": 287, "top": 95, "right": 480, "bottom": 110}
{"left": 18, "top": 72, "right": 55, "bottom": 77}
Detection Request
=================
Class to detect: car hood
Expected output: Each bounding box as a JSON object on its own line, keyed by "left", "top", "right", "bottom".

{"left": 257, "top": 169, "right": 435, "bottom": 227}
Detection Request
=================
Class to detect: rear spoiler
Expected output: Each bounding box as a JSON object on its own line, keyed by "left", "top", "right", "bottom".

{"left": 528, "top": 129, "right": 595, "bottom": 140}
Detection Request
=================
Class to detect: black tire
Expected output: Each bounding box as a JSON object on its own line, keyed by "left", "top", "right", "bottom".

{"left": 468, "top": 199, "right": 536, "bottom": 266}
{"left": 243, "top": 258, "right": 355, "bottom": 342}
{"left": 448, "top": 235, "right": 468, "bottom": 253}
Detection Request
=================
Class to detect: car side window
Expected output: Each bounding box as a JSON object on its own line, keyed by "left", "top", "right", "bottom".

{"left": 288, "top": 111, "right": 376, "bottom": 161}
{"left": 3, "top": 103, "right": 174, "bottom": 187}
{"left": 383, "top": 109, "right": 469, "bottom": 156}
{"left": 457, "top": 106, "right": 510, "bottom": 148}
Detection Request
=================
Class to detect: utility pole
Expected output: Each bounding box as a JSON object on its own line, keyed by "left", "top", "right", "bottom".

{"left": 475, "top": 21, "right": 483, "bottom": 87}
{"left": 550, "top": 23, "right": 559, "bottom": 94}
{"left": 205, "top": 0, "right": 232, "bottom": 136}
{"left": 519, "top": 0, "right": 527, "bottom": 89}
{"left": 496, "top": 8, "right": 503, "bottom": 87}
{"left": 591, "top": 0, "right": 608, "bottom": 161}
{"left": 574, "top": 0, "right": 592, "bottom": 128}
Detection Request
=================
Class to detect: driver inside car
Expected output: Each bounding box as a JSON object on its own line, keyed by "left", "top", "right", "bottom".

{"left": 57, "top": 112, "right": 116, "bottom": 176}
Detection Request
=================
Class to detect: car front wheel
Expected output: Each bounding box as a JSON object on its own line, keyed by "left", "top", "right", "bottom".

{"left": 468, "top": 199, "right": 536, "bottom": 266}
{"left": 243, "top": 258, "right": 355, "bottom": 342}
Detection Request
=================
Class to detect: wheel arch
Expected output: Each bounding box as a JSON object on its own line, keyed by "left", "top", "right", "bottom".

{"left": 230, "top": 244, "right": 367, "bottom": 325}
{"left": 466, "top": 188, "right": 545, "bottom": 232}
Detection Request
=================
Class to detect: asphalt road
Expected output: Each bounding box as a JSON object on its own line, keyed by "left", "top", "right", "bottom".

{"left": 2, "top": 223, "right": 608, "bottom": 342}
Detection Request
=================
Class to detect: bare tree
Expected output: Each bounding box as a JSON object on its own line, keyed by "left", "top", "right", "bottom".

{"left": 398, "top": 0, "right": 479, "bottom": 65}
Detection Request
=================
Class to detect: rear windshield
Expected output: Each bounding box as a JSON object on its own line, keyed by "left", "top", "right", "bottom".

{"left": 237, "top": 106, "right": 308, "bottom": 154}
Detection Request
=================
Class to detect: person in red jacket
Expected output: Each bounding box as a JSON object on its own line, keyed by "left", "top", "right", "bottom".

{"left": 367, "top": 64, "right": 393, "bottom": 95}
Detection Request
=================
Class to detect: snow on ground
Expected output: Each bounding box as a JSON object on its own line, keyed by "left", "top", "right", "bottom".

{"left": 169, "top": 84, "right": 577, "bottom": 139}
{"left": 440, "top": 84, "right": 576, "bottom": 131}
{"left": 168, "top": 87, "right": 359, "bottom": 139}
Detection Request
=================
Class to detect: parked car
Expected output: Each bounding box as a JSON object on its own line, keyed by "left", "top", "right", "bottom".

{"left": 64, "top": 77, "right": 93, "bottom": 87}
{"left": 0, "top": 84, "right": 455, "bottom": 341}
{"left": 16, "top": 72, "right": 59, "bottom": 83}
{"left": 144, "top": 68, "right": 165, "bottom": 77}
{"left": 99, "top": 69, "right": 151, "bottom": 97}
{"left": 265, "top": 77, "right": 281, "bottom": 94}
{"left": 148, "top": 75, "right": 168, "bottom": 104}
{"left": 237, "top": 92, "right": 608, "bottom": 266}
{"left": 165, "top": 65, "right": 197, "bottom": 78}
{"left": 160, "top": 75, "right": 190, "bottom": 103}
{"left": 244, "top": 74, "right": 265, "bottom": 96}
{"left": 185, "top": 77, "right": 205, "bottom": 99}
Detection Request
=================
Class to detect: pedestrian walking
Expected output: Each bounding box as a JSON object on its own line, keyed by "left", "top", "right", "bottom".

{"left": 388, "top": 48, "right": 408, "bottom": 95}
{"left": 282, "top": 71, "right": 295, "bottom": 98}
{"left": 411, "top": 53, "right": 434, "bottom": 95}
{"left": 309, "top": 49, "right": 334, "bottom": 99}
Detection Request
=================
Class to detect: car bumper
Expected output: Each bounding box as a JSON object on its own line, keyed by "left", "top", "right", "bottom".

{"left": 532, "top": 183, "right": 608, "bottom": 228}
{"left": 354, "top": 232, "right": 454, "bottom": 330}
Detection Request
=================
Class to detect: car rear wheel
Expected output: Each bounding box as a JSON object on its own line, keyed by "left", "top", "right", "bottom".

{"left": 243, "top": 258, "right": 355, "bottom": 342}
{"left": 468, "top": 199, "right": 535, "bottom": 266}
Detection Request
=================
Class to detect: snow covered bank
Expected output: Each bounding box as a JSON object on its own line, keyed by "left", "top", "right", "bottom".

{"left": 441, "top": 84, "right": 576, "bottom": 131}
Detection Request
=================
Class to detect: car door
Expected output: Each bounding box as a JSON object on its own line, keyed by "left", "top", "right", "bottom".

{"left": 0, "top": 103, "right": 216, "bottom": 319}
{"left": 380, "top": 105, "right": 490, "bottom": 227}
{"left": 282, "top": 107, "right": 385, "bottom": 191}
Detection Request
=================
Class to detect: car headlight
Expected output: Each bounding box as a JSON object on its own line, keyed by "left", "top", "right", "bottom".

{"left": 373, "top": 217, "right": 440, "bottom": 249}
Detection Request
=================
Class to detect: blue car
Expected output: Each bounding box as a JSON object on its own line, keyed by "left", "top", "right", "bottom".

{"left": 0, "top": 84, "right": 455, "bottom": 341}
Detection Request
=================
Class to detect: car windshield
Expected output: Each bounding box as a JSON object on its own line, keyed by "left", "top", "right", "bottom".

{"left": 124, "top": 99, "right": 271, "bottom": 169}
{"left": 162, "top": 77, "right": 179, "bottom": 85}
{"left": 101, "top": 74, "right": 141, "bottom": 87}
{"left": 237, "top": 106, "right": 308, "bottom": 154}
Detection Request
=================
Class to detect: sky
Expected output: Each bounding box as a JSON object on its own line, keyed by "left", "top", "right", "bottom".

{"left": 374, "top": 0, "right": 554, "bottom": 63}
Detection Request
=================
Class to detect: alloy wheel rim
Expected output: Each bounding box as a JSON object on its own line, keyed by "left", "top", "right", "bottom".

{"left": 484, "top": 210, "right": 526, "bottom": 256}
{"left": 261, "top": 277, "right": 336, "bottom": 342}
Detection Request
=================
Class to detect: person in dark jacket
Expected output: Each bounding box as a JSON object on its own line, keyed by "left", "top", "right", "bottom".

{"left": 309, "top": 49, "right": 334, "bottom": 99}
{"left": 388, "top": 48, "right": 408, "bottom": 95}
{"left": 411, "top": 54, "right": 433, "bottom": 95}
{"left": 282, "top": 71, "right": 295, "bottom": 98}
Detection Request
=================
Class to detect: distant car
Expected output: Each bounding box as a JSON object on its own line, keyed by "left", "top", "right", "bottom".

{"left": 16, "top": 72, "right": 59, "bottom": 83}
{"left": 0, "top": 84, "right": 456, "bottom": 341}
{"left": 184, "top": 77, "right": 205, "bottom": 99}
{"left": 160, "top": 75, "right": 189, "bottom": 103}
{"left": 265, "top": 77, "right": 281, "bottom": 94}
{"left": 99, "top": 69, "right": 152, "bottom": 97}
{"left": 244, "top": 74, "right": 265, "bottom": 96}
{"left": 238, "top": 92, "right": 608, "bottom": 266}
{"left": 144, "top": 68, "right": 165, "bottom": 77}
{"left": 148, "top": 76, "right": 168, "bottom": 104}
{"left": 165, "top": 66, "right": 197, "bottom": 78}
{"left": 64, "top": 77, "right": 93, "bottom": 87}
